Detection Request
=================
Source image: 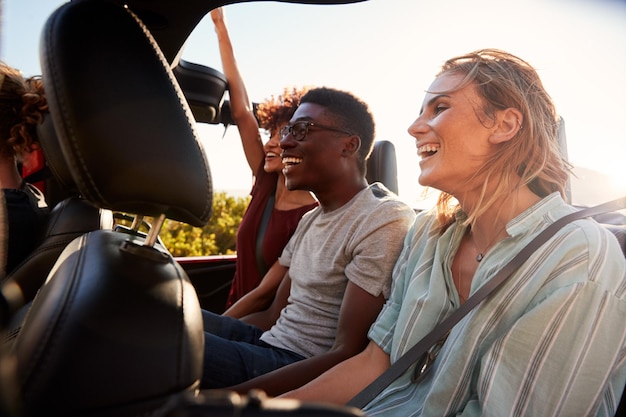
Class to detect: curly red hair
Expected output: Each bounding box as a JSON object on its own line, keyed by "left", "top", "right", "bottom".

{"left": 255, "top": 86, "right": 310, "bottom": 136}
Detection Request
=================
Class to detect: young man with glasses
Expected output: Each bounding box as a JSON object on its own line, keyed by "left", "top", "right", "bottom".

{"left": 200, "top": 87, "right": 415, "bottom": 396}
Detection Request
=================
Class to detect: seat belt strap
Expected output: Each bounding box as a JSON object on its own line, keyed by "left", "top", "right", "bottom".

{"left": 255, "top": 194, "right": 275, "bottom": 278}
{"left": 347, "top": 196, "right": 626, "bottom": 409}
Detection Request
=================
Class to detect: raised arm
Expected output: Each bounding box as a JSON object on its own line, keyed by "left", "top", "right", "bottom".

{"left": 210, "top": 7, "right": 264, "bottom": 172}
{"left": 227, "top": 281, "right": 388, "bottom": 396}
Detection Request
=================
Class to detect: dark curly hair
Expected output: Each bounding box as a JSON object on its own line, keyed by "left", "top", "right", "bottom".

{"left": 0, "top": 62, "right": 48, "bottom": 160}
{"left": 255, "top": 86, "right": 310, "bottom": 136}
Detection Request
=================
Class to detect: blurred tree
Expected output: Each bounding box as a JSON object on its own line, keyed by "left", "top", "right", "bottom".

{"left": 115, "top": 191, "right": 250, "bottom": 257}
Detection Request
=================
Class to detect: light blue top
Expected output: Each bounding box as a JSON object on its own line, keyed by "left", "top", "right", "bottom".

{"left": 366, "top": 193, "right": 626, "bottom": 417}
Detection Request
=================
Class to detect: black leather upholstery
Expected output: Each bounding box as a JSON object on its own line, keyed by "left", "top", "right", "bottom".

{"left": 366, "top": 140, "right": 399, "bottom": 195}
{"left": 173, "top": 59, "right": 227, "bottom": 124}
{"left": 14, "top": 231, "right": 203, "bottom": 415}
{"left": 37, "top": 113, "right": 77, "bottom": 202}
{"left": 0, "top": 114, "right": 113, "bottom": 310}
{"left": 11, "top": 1, "right": 211, "bottom": 415}
{"left": 3, "top": 196, "right": 112, "bottom": 307}
{"left": 40, "top": 1, "right": 212, "bottom": 226}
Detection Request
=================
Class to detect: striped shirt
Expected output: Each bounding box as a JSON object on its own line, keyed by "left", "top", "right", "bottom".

{"left": 366, "top": 193, "right": 626, "bottom": 417}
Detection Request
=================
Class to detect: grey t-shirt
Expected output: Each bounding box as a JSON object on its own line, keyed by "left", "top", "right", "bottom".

{"left": 260, "top": 183, "right": 415, "bottom": 358}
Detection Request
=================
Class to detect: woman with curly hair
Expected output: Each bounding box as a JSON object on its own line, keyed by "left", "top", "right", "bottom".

{"left": 210, "top": 8, "right": 318, "bottom": 313}
{"left": 0, "top": 62, "right": 49, "bottom": 275}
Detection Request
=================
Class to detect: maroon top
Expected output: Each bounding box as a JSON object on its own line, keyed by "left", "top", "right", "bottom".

{"left": 226, "top": 163, "right": 318, "bottom": 308}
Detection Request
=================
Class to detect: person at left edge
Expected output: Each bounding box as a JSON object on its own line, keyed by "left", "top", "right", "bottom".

{"left": 0, "top": 62, "right": 49, "bottom": 276}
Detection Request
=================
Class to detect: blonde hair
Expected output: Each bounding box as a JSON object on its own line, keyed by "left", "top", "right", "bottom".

{"left": 0, "top": 62, "right": 48, "bottom": 160}
{"left": 432, "top": 49, "right": 570, "bottom": 230}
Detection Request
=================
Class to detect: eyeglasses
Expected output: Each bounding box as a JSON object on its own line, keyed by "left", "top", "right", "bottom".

{"left": 279, "top": 121, "right": 354, "bottom": 141}
{"left": 411, "top": 331, "right": 450, "bottom": 384}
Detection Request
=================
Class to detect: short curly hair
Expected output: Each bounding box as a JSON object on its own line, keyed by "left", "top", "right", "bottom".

{"left": 299, "top": 87, "right": 375, "bottom": 174}
{"left": 0, "top": 62, "right": 48, "bottom": 160}
{"left": 255, "top": 86, "right": 310, "bottom": 136}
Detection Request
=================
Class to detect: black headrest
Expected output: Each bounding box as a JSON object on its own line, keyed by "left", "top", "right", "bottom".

{"left": 40, "top": 0, "right": 212, "bottom": 227}
{"left": 13, "top": 230, "right": 204, "bottom": 416}
{"left": 36, "top": 113, "right": 78, "bottom": 195}
{"left": 366, "top": 140, "right": 399, "bottom": 195}
{"left": 173, "top": 60, "right": 227, "bottom": 124}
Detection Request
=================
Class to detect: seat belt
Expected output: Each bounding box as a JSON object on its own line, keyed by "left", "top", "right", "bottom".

{"left": 255, "top": 194, "right": 275, "bottom": 277}
{"left": 347, "top": 196, "right": 626, "bottom": 409}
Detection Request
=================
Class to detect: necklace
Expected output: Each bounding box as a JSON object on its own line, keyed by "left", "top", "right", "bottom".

{"left": 468, "top": 224, "right": 508, "bottom": 263}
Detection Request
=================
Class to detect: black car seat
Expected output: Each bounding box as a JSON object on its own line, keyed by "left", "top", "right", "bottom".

{"left": 7, "top": 3, "right": 363, "bottom": 415}
{"left": 366, "top": 140, "right": 399, "bottom": 195}
{"left": 0, "top": 114, "right": 113, "bottom": 319}
{"left": 7, "top": 1, "right": 212, "bottom": 415}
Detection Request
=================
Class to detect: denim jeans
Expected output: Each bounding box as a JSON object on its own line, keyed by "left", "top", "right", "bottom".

{"left": 200, "top": 310, "right": 306, "bottom": 389}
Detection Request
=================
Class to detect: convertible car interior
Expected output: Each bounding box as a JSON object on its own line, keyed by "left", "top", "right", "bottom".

{"left": 0, "top": 0, "right": 368, "bottom": 416}
{"left": 0, "top": 0, "right": 624, "bottom": 416}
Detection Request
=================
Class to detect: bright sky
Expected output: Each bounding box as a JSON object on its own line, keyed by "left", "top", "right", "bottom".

{"left": 2, "top": 0, "right": 625, "bottom": 208}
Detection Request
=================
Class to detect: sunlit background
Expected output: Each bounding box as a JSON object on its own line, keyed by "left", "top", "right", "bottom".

{"left": 2, "top": 0, "right": 625, "bottom": 208}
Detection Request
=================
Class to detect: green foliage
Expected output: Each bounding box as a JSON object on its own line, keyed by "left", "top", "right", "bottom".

{"left": 116, "top": 191, "right": 250, "bottom": 257}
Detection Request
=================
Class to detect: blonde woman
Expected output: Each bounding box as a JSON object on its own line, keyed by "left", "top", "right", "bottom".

{"left": 284, "top": 49, "right": 626, "bottom": 417}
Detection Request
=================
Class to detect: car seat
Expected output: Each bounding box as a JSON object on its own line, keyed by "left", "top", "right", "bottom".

{"left": 0, "top": 113, "right": 113, "bottom": 320}
{"left": 7, "top": 1, "right": 211, "bottom": 415}
{"left": 5, "top": 2, "right": 362, "bottom": 416}
{"left": 366, "top": 140, "right": 399, "bottom": 195}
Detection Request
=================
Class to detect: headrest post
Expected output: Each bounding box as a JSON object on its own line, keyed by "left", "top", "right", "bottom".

{"left": 145, "top": 214, "right": 166, "bottom": 247}
{"left": 131, "top": 215, "right": 144, "bottom": 232}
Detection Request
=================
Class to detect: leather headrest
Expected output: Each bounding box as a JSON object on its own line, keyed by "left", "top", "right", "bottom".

{"left": 36, "top": 113, "right": 77, "bottom": 195}
{"left": 40, "top": 0, "right": 212, "bottom": 226}
{"left": 366, "top": 140, "right": 399, "bottom": 195}
{"left": 14, "top": 230, "right": 204, "bottom": 416}
{"left": 173, "top": 60, "right": 227, "bottom": 124}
